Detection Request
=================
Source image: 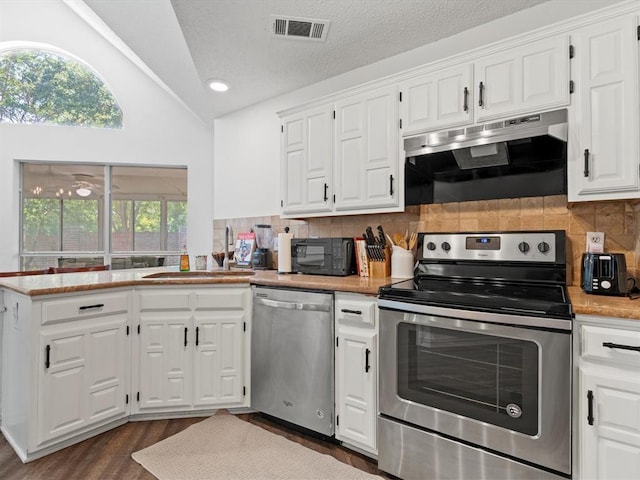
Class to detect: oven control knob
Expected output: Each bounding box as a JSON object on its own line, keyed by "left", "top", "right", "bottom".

{"left": 518, "top": 242, "right": 530, "bottom": 253}
{"left": 538, "top": 241, "right": 550, "bottom": 253}
{"left": 441, "top": 242, "right": 451, "bottom": 252}
{"left": 426, "top": 242, "right": 436, "bottom": 251}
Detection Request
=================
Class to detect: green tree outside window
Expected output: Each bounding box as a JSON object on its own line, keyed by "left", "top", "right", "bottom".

{"left": 0, "top": 50, "right": 122, "bottom": 128}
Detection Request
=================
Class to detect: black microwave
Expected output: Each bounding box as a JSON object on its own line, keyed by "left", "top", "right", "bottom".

{"left": 291, "top": 238, "right": 356, "bottom": 276}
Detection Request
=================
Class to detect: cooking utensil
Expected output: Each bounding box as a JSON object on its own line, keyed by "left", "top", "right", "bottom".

{"left": 408, "top": 232, "right": 417, "bottom": 251}
{"left": 394, "top": 233, "right": 408, "bottom": 249}
{"left": 386, "top": 233, "right": 395, "bottom": 246}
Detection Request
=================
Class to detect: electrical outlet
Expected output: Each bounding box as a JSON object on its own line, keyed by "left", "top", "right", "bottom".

{"left": 586, "top": 231, "right": 605, "bottom": 253}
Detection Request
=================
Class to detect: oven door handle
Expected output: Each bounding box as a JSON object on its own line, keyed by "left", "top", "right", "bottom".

{"left": 256, "top": 297, "right": 331, "bottom": 312}
{"left": 587, "top": 390, "right": 595, "bottom": 426}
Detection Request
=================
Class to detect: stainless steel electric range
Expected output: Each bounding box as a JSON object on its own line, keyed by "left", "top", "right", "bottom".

{"left": 377, "top": 230, "right": 573, "bottom": 480}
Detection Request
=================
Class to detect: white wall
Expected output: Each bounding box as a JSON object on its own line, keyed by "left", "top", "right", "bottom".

{"left": 213, "top": 0, "right": 619, "bottom": 220}
{"left": 0, "top": 0, "right": 215, "bottom": 271}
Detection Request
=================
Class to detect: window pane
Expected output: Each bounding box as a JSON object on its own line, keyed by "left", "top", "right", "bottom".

{"left": 23, "top": 198, "right": 61, "bottom": 251}
{"left": 0, "top": 50, "right": 122, "bottom": 128}
{"left": 62, "top": 199, "right": 99, "bottom": 251}
{"left": 134, "top": 200, "right": 161, "bottom": 251}
{"left": 167, "top": 201, "right": 187, "bottom": 252}
{"left": 112, "top": 200, "right": 133, "bottom": 251}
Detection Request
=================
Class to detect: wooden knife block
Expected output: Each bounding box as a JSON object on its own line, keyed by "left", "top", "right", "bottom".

{"left": 368, "top": 246, "right": 391, "bottom": 278}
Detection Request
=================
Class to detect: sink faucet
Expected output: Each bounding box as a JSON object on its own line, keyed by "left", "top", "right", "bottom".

{"left": 223, "top": 225, "right": 233, "bottom": 271}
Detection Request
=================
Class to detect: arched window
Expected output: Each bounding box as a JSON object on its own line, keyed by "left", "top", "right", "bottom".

{"left": 0, "top": 49, "right": 122, "bottom": 128}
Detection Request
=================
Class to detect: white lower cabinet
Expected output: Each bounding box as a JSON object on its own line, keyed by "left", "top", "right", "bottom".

{"left": 334, "top": 292, "right": 378, "bottom": 456}
{"left": 134, "top": 286, "right": 249, "bottom": 414}
{"left": 38, "top": 314, "right": 129, "bottom": 445}
{"left": 576, "top": 315, "right": 640, "bottom": 480}
{"left": 1, "top": 284, "right": 251, "bottom": 462}
{"left": 0, "top": 289, "right": 131, "bottom": 462}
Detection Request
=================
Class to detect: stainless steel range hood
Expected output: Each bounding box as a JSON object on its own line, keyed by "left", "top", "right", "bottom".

{"left": 404, "top": 109, "right": 568, "bottom": 159}
{"left": 403, "top": 109, "right": 569, "bottom": 205}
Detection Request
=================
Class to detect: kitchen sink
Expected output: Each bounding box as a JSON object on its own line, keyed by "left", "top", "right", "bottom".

{"left": 142, "top": 270, "right": 255, "bottom": 279}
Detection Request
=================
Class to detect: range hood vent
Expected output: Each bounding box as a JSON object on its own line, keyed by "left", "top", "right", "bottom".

{"left": 404, "top": 109, "right": 568, "bottom": 158}
{"left": 271, "top": 15, "right": 330, "bottom": 41}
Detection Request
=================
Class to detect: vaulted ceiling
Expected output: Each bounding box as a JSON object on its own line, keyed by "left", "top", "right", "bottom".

{"left": 84, "top": 0, "right": 552, "bottom": 125}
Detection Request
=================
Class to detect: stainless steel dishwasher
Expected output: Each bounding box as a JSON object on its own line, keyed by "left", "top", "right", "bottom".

{"left": 251, "top": 286, "right": 334, "bottom": 436}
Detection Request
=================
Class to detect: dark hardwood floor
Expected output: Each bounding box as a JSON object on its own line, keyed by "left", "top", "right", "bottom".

{"left": 0, "top": 413, "right": 390, "bottom": 479}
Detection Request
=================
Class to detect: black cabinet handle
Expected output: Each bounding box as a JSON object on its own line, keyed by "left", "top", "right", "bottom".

{"left": 587, "top": 390, "right": 594, "bottom": 425}
{"left": 603, "top": 341, "right": 640, "bottom": 353}
{"left": 184, "top": 327, "right": 188, "bottom": 347}
{"left": 79, "top": 303, "right": 104, "bottom": 311}
{"left": 584, "top": 149, "right": 590, "bottom": 177}
{"left": 323, "top": 183, "right": 328, "bottom": 202}
{"left": 389, "top": 175, "right": 394, "bottom": 196}
{"left": 463, "top": 87, "right": 469, "bottom": 112}
{"left": 365, "top": 348, "right": 371, "bottom": 373}
{"left": 478, "top": 82, "right": 484, "bottom": 107}
{"left": 45, "top": 344, "right": 51, "bottom": 369}
{"left": 195, "top": 326, "right": 200, "bottom": 347}
{"left": 341, "top": 308, "right": 362, "bottom": 315}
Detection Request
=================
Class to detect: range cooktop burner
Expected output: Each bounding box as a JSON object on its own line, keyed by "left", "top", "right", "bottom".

{"left": 379, "top": 277, "right": 572, "bottom": 319}
{"left": 378, "top": 230, "right": 573, "bottom": 321}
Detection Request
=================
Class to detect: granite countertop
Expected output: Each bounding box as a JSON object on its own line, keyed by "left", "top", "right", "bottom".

{"left": 568, "top": 286, "right": 640, "bottom": 320}
{"left": 1, "top": 268, "right": 638, "bottom": 320}
{"left": 0, "top": 267, "right": 392, "bottom": 297}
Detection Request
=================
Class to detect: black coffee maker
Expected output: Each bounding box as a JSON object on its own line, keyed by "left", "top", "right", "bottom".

{"left": 581, "top": 252, "right": 629, "bottom": 296}
{"left": 252, "top": 224, "right": 273, "bottom": 270}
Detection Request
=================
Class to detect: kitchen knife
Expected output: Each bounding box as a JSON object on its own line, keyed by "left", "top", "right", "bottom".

{"left": 377, "top": 225, "right": 386, "bottom": 246}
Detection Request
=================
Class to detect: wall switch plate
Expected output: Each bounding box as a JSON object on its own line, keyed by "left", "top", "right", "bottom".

{"left": 586, "top": 231, "right": 605, "bottom": 253}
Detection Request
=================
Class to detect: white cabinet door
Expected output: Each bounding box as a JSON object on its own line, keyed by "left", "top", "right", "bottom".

{"left": 281, "top": 105, "right": 334, "bottom": 215}
{"left": 579, "top": 368, "right": 640, "bottom": 480}
{"left": 136, "top": 287, "right": 249, "bottom": 413}
{"left": 37, "top": 315, "right": 128, "bottom": 445}
{"left": 400, "top": 64, "right": 473, "bottom": 135}
{"left": 568, "top": 15, "right": 640, "bottom": 201}
{"left": 474, "top": 35, "right": 570, "bottom": 121}
{"left": 137, "top": 314, "right": 192, "bottom": 411}
{"left": 334, "top": 85, "right": 399, "bottom": 211}
{"left": 336, "top": 326, "right": 377, "bottom": 453}
{"left": 192, "top": 288, "right": 247, "bottom": 407}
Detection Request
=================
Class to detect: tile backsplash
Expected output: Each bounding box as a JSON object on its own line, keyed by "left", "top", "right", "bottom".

{"left": 213, "top": 195, "right": 639, "bottom": 286}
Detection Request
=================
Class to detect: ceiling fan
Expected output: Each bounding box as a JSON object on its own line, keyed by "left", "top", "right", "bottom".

{"left": 71, "top": 174, "right": 103, "bottom": 197}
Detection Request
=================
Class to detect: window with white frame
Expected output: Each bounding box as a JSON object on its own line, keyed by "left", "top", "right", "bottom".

{"left": 21, "top": 163, "right": 187, "bottom": 270}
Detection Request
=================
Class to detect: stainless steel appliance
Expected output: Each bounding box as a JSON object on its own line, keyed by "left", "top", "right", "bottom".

{"left": 404, "top": 109, "right": 568, "bottom": 205}
{"left": 581, "top": 252, "right": 629, "bottom": 296}
{"left": 252, "top": 224, "right": 274, "bottom": 269}
{"left": 377, "top": 230, "right": 573, "bottom": 480}
{"left": 291, "top": 237, "right": 356, "bottom": 276}
{"left": 251, "top": 286, "right": 334, "bottom": 436}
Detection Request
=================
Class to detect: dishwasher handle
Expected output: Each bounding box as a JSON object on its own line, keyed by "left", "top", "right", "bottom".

{"left": 256, "top": 297, "right": 331, "bottom": 312}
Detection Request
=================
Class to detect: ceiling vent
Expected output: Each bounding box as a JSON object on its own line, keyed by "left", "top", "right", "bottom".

{"left": 270, "top": 15, "right": 330, "bottom": 41}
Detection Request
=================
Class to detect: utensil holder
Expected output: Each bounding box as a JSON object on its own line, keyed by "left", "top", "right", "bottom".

{"left": 391, "top": 245, "right": 414, "bottom": 278}
{"left": 368, "top": 246, "right": 391, "bottom": 278}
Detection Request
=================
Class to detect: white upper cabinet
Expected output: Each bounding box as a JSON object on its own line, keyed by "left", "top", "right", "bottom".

{"left": 281, "top": 105, "right": 334, "bottom": 216}
{"left": 568, "top": 15, "right": 640, "bottom": 201}
{"left": 398, "top": 36, "right": 570, "bottom": 137}
{"left": 334, "top": 85, "right": 399, "bottom": 211}
{"left": 399, "top": 64, "right": 473, "bottom": 136}
{"left": 474, "top": 35, "right": 570, "bottom": 122}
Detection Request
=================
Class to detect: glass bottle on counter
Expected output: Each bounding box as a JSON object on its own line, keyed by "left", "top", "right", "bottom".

{"left": 179, "top": 246, "right": 190, "bottom": 271}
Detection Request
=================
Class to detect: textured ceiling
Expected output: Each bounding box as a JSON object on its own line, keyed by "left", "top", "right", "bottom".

{"left": 85, "top": 0, "right": 550, "bottom": 124}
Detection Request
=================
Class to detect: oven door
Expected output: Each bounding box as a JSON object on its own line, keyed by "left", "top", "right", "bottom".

{"left": 379, "top": 304, "right": 571, "bottom": 475}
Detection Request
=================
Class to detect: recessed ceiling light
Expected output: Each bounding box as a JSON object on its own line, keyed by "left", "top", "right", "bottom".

{"left": 207, "top": 79, "right": 229, "bottom": 92}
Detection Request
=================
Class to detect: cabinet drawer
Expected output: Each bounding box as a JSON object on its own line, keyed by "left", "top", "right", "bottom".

{"left": 581, "top": 325, "right": 640, "bottom": 366}
{"left": 335, "top": 294, "right": 377, "bottom": 327}
{"left": 42, "top": 291, "right": 129, "bottom": 325}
